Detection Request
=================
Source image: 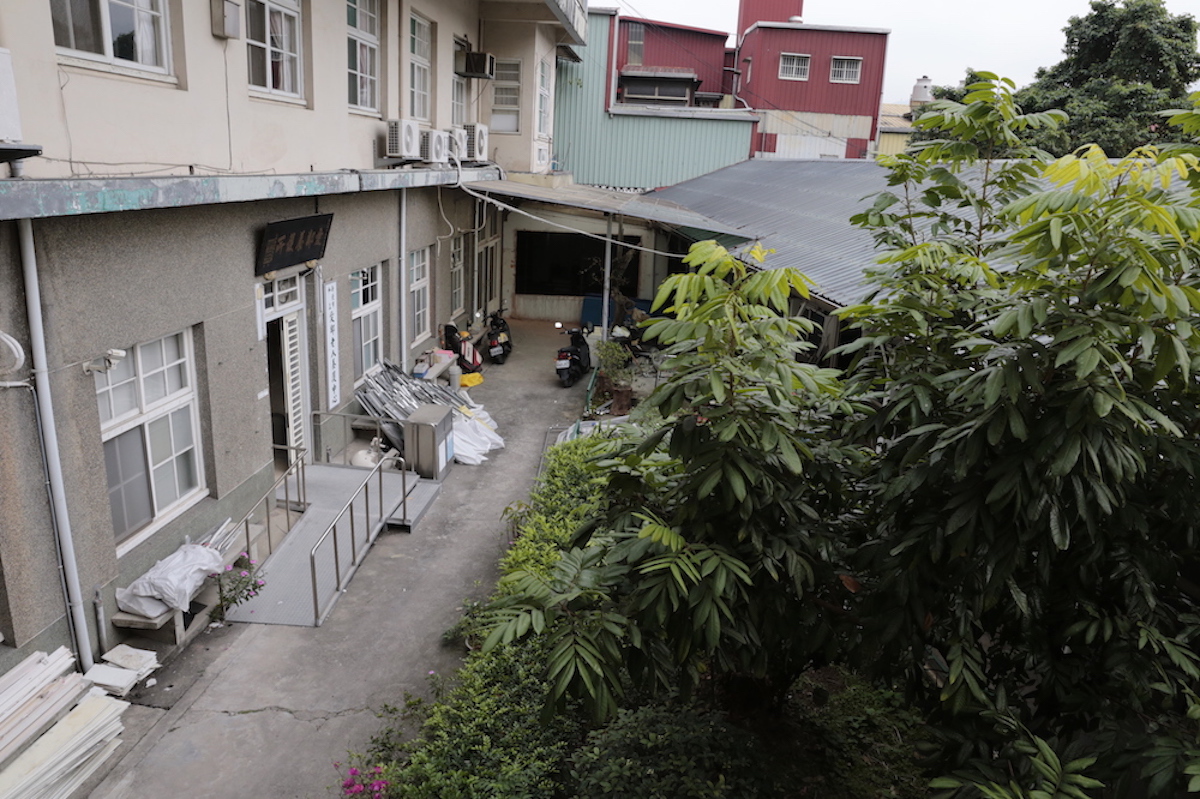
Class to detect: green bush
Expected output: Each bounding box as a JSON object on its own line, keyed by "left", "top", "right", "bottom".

{"left": 568, "top": 704, "right": 774, "bottom": 799}
{"left": 383, "top": 640, "right": 583, "bottom": 799}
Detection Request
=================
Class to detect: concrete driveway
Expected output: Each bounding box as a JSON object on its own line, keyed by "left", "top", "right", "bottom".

{"left": 84, "top": 318, "right": 588, "bottom": 799}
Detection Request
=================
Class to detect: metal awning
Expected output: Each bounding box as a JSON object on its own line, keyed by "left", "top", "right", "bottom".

{"left": 464, "top": 179, "right": 755, "bottom": 241}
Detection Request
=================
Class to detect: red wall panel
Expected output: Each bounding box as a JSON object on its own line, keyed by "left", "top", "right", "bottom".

{"left": 617, "top": 18, "right": 729, "bottom": 94}
{"left": 738, "top": 27, "right": 887, "bottom": 119}
{"left": 738, "top": 0, "right": 804, "bottom": 40}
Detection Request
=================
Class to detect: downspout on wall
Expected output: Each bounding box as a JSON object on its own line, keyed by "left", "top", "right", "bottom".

{"left": 9, "top": 159, "right": 95, "bottom": 671}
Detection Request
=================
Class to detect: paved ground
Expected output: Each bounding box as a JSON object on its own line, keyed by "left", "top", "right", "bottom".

{"left": 83, "top": 319, "right": 588, "bottom": 798}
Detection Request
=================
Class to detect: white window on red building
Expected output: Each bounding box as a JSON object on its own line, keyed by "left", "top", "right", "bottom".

{"left": 779, "top": 53, "right": 810, "bottom": 81}
{"left": 830, "top": 57, "right": 862, "bottom": 84}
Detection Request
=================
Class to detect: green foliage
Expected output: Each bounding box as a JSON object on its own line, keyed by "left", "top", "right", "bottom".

{"left": 1015, "top": 0, "right": 1200, "bottom": 155}
{"left": 567, "top": 704, "right": 773, "bottom": 799}
{"left": 593, "top": 340, "right": 634, "bottom": 387}
{"left": 483, "top": 240, "right": 868, "bottom": 721}
{"left": 784, "top": 668, "right": 929, "bottom": 799}
{"left": 381, "top": 640, "right": 584, "bottom": 799}
{"left": 845, "top": 72, "right": 1200, "bottom": 796}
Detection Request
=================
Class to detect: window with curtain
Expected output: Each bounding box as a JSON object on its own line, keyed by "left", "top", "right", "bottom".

{"left": 410, "top": 15, "right": 431, "bottom": 120}
{"left": 247, "top": 0, "right": 301, "bottom": 95}
{"left": 51, "top": 0, "right": 168, "bottom": 70}
{"left": 347, "top": 0, "right": 379, "bottom": 110}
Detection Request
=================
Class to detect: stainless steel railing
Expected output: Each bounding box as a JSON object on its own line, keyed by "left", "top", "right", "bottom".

{"left": 226, "top": 445, "right": 307, "bottom": 560}
{"left": 307, "top": 452, "right": 407, "bottom": 625}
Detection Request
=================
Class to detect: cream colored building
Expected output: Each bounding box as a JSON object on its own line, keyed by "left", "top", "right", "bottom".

{"left": 0, "top": 0, "right": 583, "bottom": 682}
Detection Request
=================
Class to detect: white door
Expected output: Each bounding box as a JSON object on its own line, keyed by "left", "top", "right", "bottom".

{"left": 280, "top": 311, "right": 308, "bottom": 456}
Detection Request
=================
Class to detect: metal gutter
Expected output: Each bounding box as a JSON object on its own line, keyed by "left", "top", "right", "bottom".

{"left": 0, "top": 166, "right": 502, "bottom": 222}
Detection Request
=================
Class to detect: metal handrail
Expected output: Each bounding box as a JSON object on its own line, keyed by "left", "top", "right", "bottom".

{"left": 225, "top": 445, "right": 307, "bottom": 559}
{"left": 312, "top": 410, "right": 393, "bottom": 465}
{"left": 307, "top": 453, "right": 408, "bottom": 626}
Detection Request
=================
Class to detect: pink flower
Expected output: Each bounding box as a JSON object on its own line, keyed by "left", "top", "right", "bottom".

{"left": 225, "top": 565, "right": 233, "bottom": 571}
{"left": 250, "top": 559, "right": 257, "bottom": 565}
{"left": 348, "top": 768, "right": 360, "bottom": 777}
{"left": 257, "top": 579, "right": 265, "bottom": 585}
{"left": 370, "top": 780, "right": 388, "bottom": 791}
{"left": 347, "top": 786, "right": 364, "bottom": 795}
{"left": 342, "top": 777, "right": 356, "bottom": 789}
{"left": 240, "top": 570, "right": 249, "bottom": 577}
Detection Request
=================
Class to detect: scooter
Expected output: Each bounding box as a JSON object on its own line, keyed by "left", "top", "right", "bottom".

{"left": 485, "top": 308, "right": 513, "bottom": 364}
{"left": 554, "top": 322, "right": 592, "bottom": 388}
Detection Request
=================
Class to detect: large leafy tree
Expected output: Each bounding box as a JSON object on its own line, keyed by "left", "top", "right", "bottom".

{"left": 484, "top": 243, "right": 863, "bottom": 719}
{"left": 845, "top": 77, "right": 1200, "bottom": 796}
{"left": 1016, "top": 0, "right": 1200, "bottom": 156}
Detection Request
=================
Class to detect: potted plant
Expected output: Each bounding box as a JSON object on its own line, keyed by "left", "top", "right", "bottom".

{"left": 595, "top": 340, "right": 635, "bottom": 415}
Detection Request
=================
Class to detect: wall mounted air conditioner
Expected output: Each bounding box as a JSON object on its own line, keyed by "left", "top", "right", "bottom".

{"left": 421, "top": 130, "right": 450, "bottom": 164}
{"left": 385, "top": 119, "right": 421, "bottom": 159}
{"left": 454, "top": 51, "right": 496, "bottom": 80}
{"left": 464, "top": 123, "right": 489, "bottom": 161}
{"left": 447, "top": 128, "right": 467, "bottom": 159}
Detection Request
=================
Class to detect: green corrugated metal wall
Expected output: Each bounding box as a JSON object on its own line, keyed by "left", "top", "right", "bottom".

{"left": 553, "top": 14, "right": 755, "bottom": 191}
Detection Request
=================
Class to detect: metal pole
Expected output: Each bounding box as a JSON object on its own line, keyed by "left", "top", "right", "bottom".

{"left": 602, "top": 214, "right": 612, "bottom": 341}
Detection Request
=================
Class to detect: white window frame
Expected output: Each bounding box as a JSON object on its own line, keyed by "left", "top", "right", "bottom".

{"left": 97, "top": 330, "right": 205, "bottom": 551}
{"left": 537, "top": 58, "right": 551, "bottom": 136}
{"left": 408, "top": 248, "right": 431, "bottom": 346}
{"left": 410, "top": 14, "right": 431, "bottom": 121}
{"left": 830, "top": 56, "right": 862, "bottom": 84}
{"left": 626, "top": 22, "right": 644, "bottom": 67}
{"left": 52, "top": 0, "right": 171, "bottom": 73}
{"left": 779, "top": 53, "right": 810, "bottom": 81}
{"left": 351, "top": 265, "right": 383, "bottom": 380}
{"left": 450, "top": 235, "right": 465, "bottom": 315}
{"left": 247, "top": 0, "right": 302, "bottom": 96}
{"left": 492, "top": 59, "right": 521, "bottom": 134}
{"left": 347, "top": 0, "right": 379, "bottom": 111}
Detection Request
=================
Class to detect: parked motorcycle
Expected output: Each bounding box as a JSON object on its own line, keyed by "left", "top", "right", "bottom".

{"left": 554, "top": 322, "right": 592, "bottom": 387}
{"left": 484, "top": 308, "right": 513, "bottom": 364}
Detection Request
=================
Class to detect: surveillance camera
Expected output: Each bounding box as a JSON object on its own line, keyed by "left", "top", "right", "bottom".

{"left": 105, "top": 348, "right": 127, "bottom": 364}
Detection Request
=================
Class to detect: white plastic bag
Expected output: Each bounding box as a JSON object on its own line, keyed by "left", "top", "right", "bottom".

{"left": 115, "top": 587, "right": 171, "bottom": 618}
{"left": 126, "top": 544, "right": 225, "bottom": 611}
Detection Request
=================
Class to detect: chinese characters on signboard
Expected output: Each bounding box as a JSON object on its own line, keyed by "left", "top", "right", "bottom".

{"left": 325, "top": 281, "right": 340, "bottom": 409}
{"left": 257, "top": 214, "right": 334, "bottom": 276}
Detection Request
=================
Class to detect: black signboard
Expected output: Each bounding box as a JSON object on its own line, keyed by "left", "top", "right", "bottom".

{"left": 256, "top": 214, "right": 334, "bottom": 275}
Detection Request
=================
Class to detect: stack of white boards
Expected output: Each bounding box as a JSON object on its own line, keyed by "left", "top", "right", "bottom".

{"left": 0, "top": 647, "right": 129, "bottom": 799}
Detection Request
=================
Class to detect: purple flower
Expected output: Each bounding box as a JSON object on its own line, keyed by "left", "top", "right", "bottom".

{"left": 348, "top": 768, "right": 359, "bottom": 777}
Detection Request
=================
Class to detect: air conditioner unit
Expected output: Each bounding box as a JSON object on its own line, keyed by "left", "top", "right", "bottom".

{"left": 464, "top": 123, "right": 489, "bottom": 161}
{"left": 454, "top": 51, "right": 496, "bottom": 80}
{"left": 421, "top": 130, "right": 450, "bottom": 163}
{"left": 385, "top": 119, "right": 421, "bottom": 159}
{"left": 447, "top": 128, "right": 467, "bottom": 159}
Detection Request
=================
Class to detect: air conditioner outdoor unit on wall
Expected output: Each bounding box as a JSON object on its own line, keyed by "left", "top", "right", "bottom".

{"left": 464, "top": 123, "right": 489, "bottom": 161}
{"left": 447, "top": 128, "right": 467, "bottom": 159}
{"left": 421, "top": 130, "right": 450, "bottom": 164}
{"left": 385, "top": 119, "right": 421, "bottom": 159}
{"left": 454, "top": 51, "right": 496, "bottom": 80}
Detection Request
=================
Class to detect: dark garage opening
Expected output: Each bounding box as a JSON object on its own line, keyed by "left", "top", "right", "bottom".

{"left": 516, "top": 231, "right": 641, "bottom": 296}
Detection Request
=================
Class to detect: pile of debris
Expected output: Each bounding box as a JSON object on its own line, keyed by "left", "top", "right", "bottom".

{"left": 0, "top": 643, "right": 159, "bottom": 798}
{"left": 356, "top": 360, "right": 504, "bottom": 465}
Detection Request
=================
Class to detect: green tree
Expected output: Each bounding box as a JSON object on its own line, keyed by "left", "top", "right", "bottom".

{"left": 483, "top": 242, "right": 863, "bottom": 720}
{"left": 845, "top": 75, "right": 1200, "bottom": 796}
{"left": 1016, "top": 0, "right": 1200, "bottom": 155}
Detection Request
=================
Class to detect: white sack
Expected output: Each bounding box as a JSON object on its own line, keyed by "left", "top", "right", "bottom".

{"left": 126, "top": 544, "right": 225, "bottom": 611}
{"left": 452, "top": 415, "right": 505, "bottom": 465}
{"left": 115, "top": 588, "right": 171, "bottom": 619}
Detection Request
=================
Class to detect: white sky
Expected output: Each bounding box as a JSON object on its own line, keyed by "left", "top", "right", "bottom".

{"left": 608, "top": 0, "right": 1183, "bottom": 105}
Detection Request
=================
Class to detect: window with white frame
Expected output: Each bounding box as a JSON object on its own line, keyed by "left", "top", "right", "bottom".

{"left": 492, "top": 60, "right": 521, "bottom": 133}
{"left": 450, "top": 235, "right": 465, "bottom": 314}
{"left": 452, "top": 40, "right": 469, "bottom": 127}
{"left": 537, "top": 59, "right": 551, "bottom": 135}
{"left": 96, "top": 331, "right": 202, "bottom": 543}
{"left": 830, "top": 57, "right": 862, "bottom": 84}
{"left": 779, "top": 53, "right": 810, "bottom": 81}
{"left": 410, "top": 14, "right": 431, "bottom": 120}
{"left": 351, "top": 265, "right": 382, "bottom": 379}
{"left": 626, "top": 22, "right": 644, "bottom": 67}
{"left": 408, "top": 248, "right": 430, "bottom": 344}
{"left": 347, "top": 0, "right": 379, "bottom": 110}
{"left": 262, "top": 275, "right": 302, "bottom": 314}
{"left": 52, "top": 0, "right": 169, "bottom": 71}
{"left": 247, "top": 0, "right": 301, "bottom": 95}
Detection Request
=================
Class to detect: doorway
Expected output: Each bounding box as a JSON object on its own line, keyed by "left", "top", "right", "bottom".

{"left": 266, "top": 309, "right": 309, "bottom": 472}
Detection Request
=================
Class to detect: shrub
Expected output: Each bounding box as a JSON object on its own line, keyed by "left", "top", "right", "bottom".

{"left": 568, "top": 703, "right": 774, "bottom": 799}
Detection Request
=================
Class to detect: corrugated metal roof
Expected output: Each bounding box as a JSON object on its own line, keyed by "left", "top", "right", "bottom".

{"left": 650, "top": 159, "right": 892, "bottom": 307}
{"left": 463, "top": 179, "right": 752, "bottom": 239}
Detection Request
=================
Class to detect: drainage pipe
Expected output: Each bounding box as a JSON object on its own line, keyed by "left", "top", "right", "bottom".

{"left": 11, "top": 159, "right": 95, "bottom": 671}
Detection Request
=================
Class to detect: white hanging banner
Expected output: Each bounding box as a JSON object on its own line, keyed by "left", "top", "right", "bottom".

{"left": 324, "top": 281, "right": 340, "bottom": 409}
